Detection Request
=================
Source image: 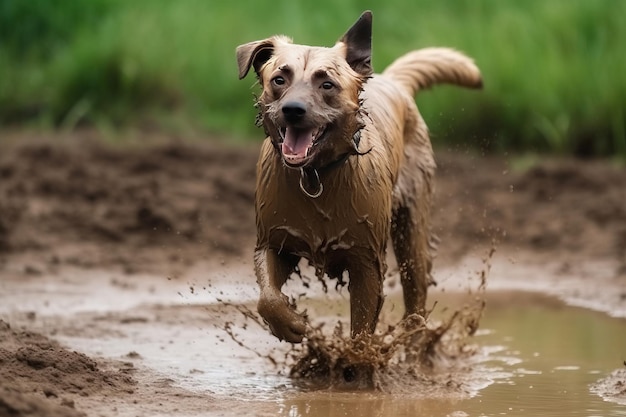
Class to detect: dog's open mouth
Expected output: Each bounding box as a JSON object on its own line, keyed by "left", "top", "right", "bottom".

{"left": 279, "top": 126, "right": 326, "bottom": 167}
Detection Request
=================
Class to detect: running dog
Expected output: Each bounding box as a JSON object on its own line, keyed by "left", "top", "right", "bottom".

{"left": 237, "top": 11, "right": 482, "bottom": 343}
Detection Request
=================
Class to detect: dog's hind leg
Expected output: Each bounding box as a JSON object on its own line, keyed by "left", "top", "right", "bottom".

{"left": 255, "top": 248, "right": 307, "bottom": 343}
{"left": 391, "top": 115, "right": 436, "bottom": 317}
{"left": 391, "top": 203, "right": 434, "bottom": 316}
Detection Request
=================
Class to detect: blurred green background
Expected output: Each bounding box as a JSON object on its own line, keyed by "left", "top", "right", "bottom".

{"left": 1, "top": 0, "right": 625, "bottom": 156}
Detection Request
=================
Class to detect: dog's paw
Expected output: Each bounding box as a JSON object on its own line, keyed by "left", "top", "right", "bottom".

{"left": 257, "top": 294, "right": 307, "bottom": 343}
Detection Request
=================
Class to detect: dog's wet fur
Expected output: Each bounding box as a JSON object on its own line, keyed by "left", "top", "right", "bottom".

{"left": 237, "top": 11, "right": 482, "bottom": 344}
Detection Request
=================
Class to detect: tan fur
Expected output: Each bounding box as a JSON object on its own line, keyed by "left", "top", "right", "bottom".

{"left": 383, "top": 47, "right": 483, "bottom": 95}
{"left": 237, "top": 11, "right": 482, "bottom": 343}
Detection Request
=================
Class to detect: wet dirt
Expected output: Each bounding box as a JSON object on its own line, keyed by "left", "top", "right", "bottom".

{"left": 1, "top": 130, "right": 626, "bottom": 416}
{"left": 0, "top": 320, "right": 135, "bottom": 417}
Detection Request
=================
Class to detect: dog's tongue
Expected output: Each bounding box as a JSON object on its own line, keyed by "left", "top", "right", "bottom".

{"left": 282, "top": 127, "right": 315, "bottom": 160}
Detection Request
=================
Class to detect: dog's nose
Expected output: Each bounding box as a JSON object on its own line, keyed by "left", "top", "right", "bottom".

{"left": 282, "top": 101, "right": 307, "bottom": 122}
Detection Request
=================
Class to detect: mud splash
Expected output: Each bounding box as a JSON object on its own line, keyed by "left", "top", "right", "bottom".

{"left": 288, "top": 278, "right": 486, "bottom": 390}
{"left": 225, "top": 251, "right": 491, "bottom": 395}
{"left": 288, "top": 304, "right": 484, "bottom": 392}
{"left": 589, "top": 367, "right": 626, "bottom": 406}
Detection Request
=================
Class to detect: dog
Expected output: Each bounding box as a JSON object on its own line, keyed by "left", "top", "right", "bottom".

{"left": 237, "top": 11, "right": 482, "bottom": 343}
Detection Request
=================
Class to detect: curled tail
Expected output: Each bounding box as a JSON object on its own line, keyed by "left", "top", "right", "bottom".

{"left": 382, "top": 47, "right": 482, "bottom": 96}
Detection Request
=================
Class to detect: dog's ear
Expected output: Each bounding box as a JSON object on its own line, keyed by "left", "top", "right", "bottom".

{"left": 339, "top": 11, "right": 373, "bottom": 77}
{"left": 236, "top": 38, "right": 276, "bottom": 80}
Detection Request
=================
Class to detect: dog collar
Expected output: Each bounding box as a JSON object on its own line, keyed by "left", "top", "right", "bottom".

{"left": 297, "top": 129, "right": 363, "bottom": 199}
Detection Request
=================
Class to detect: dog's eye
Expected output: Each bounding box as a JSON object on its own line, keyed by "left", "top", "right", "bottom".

{"left": 272, "top": 76, "right": 285, "bottom": 86}
{"left": 321, "top": 81, "right": 335, "bottom": 90}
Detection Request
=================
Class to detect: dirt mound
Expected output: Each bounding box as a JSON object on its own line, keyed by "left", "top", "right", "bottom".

{"left": 434, "top": 154, "right": 626, "bottom": 268}
{"left": 0, "top": 133, "right": 257, "bottom": 273}
{"left": 0, "top": 320, "right": 135, "bottom": 417}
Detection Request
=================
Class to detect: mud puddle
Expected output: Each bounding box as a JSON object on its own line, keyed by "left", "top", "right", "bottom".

{"left": 2, "top": 261, "right": 625, "bottom": 416}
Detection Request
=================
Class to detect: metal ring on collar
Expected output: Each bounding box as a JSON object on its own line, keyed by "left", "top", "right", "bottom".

{"left": 299, "top": 168, "right": 323, "bottom": 198}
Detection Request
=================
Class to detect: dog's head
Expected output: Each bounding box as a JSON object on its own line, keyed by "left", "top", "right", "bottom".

{"left": 237, "top": 11, "right": 373, "bottom": 169}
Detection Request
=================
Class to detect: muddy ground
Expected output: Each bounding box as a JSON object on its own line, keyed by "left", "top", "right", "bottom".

{"left": 0, "top": 130, "right": 625, "bottom": 416}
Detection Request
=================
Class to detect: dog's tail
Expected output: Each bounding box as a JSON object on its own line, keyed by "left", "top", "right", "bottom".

{"left": 382, "top": 47, "right": 482, "bottom": 96}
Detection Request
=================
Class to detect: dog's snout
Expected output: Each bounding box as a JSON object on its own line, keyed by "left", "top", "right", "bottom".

{"left": 282, "top": 101, "right": 307, "bottom": 122}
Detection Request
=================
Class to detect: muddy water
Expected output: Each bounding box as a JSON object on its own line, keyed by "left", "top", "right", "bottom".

{"left": 258, "top": 290, "right": 626, "bottom": 417}
{"left": 2, "top": 265, "right": 625, "bottom": 416}
{"left": 454, "top": 292, "right": 626, "bottom": 417}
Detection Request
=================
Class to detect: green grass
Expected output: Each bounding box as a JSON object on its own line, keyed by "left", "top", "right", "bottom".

{"left": 1, "top": 0, "right": 625, "bottom": 156}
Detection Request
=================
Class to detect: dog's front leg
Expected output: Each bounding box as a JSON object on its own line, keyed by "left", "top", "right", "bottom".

{"left": 254, "top": 248, "right": 307, "bottom": 343}
{"left": 348, "top": 256, "right": 385, "bottom": 338}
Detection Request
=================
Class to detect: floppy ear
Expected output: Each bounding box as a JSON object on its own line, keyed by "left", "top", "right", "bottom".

{"left": 236, "top": 38, "right": 276, "bottom": 79}
{"left": 339, "top": 11, "right": 373, "bottom": 77}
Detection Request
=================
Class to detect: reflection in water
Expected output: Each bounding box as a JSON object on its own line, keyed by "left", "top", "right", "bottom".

{"left": 269, "top": 291, "right": 626, "bottom": 417}
{"left": 277, "top": 395, "right": 462, "bottom": 417}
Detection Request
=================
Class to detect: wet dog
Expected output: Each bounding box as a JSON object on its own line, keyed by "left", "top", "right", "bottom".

{"left": 237, "top": 11, "right": 482, "bottom": 343}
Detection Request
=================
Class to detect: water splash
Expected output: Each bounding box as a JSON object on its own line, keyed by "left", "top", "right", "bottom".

{"left": 223, "top": 248, "right": 493, "bottom": 395}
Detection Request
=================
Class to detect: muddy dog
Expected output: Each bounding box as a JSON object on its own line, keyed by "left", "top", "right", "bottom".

{"left": 237, "top": 11, "right": 482, "bottom": 343}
